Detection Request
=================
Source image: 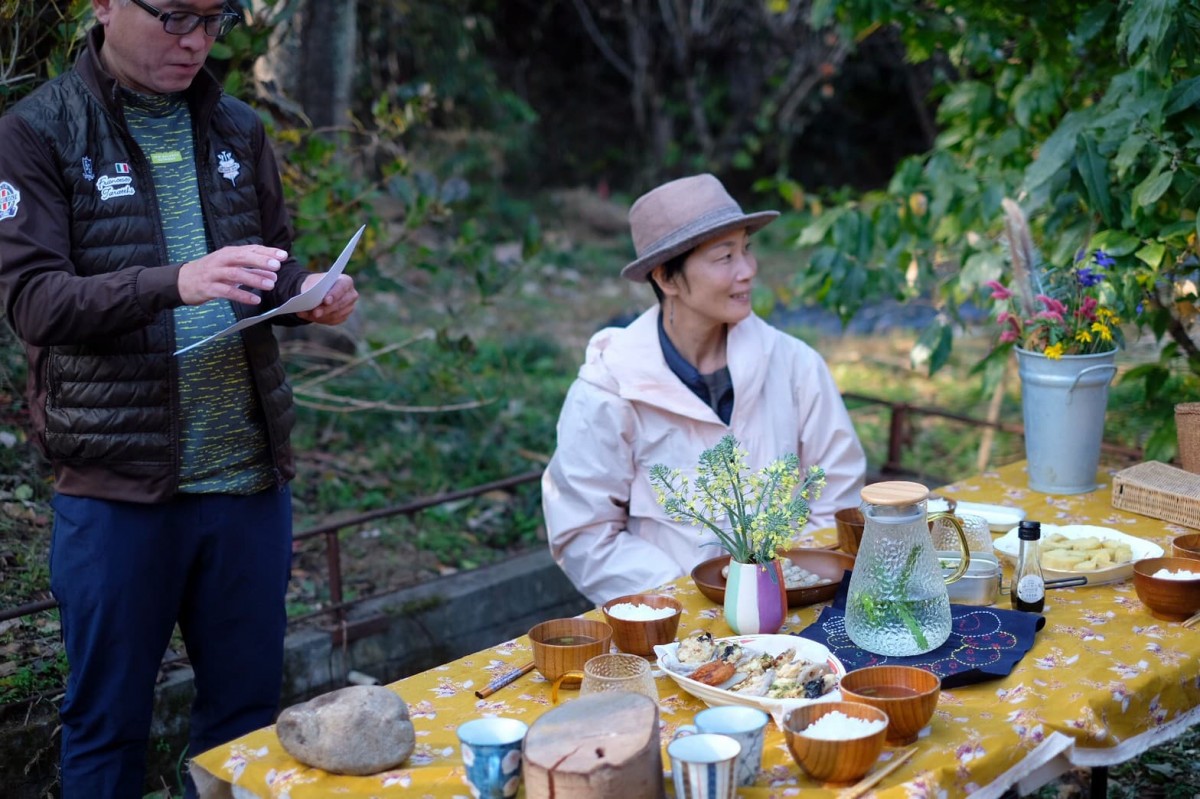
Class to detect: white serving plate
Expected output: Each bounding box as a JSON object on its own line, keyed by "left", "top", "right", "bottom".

{"left": 953, "top": 500, "right": 1028, "bottom": 532}
{"left": 653, "top": 634, "right": 845, "bottom": 722}
{"left": 993, "top": 524, "right": 1164, "bottom": 585}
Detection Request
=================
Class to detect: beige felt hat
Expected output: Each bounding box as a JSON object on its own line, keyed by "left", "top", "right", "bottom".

{"left": 621, "top": 174, "right": 779, "bottom": 283}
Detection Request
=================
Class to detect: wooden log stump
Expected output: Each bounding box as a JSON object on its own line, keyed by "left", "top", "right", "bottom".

{"left": 523, "top": 692, "right": 665, "bottom": 799}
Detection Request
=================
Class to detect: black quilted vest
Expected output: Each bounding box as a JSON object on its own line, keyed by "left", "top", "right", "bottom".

{"left": 8, "top": 29, "right": 296, "bottom": 501}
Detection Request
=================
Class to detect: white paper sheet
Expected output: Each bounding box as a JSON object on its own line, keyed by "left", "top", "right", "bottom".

{"left": 174, "top": 225, "right": 365, "bottom": 356}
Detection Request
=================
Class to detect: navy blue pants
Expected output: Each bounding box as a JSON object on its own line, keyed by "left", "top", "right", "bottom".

{"left": 50, "top": 487, "right": 292, "bottom": 799}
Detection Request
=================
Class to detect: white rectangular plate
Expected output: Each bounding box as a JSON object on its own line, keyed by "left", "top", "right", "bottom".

{"left": 653, "top": 634, "right": 845, "bottom": 724}
{"left": 993, "top": 524, "right": 1163, "bottom": 585}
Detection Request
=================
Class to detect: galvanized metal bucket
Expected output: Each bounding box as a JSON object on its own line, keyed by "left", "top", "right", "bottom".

{"left": 1016, "top": 347, "right": 1117, "bottom": 494}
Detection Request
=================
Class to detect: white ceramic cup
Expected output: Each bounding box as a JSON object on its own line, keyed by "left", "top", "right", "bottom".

{"left": 675, "top": 705, "right": 769, "bottom": 787}
{"left": 667, "top": 732, "right": 741, "bottom": 799}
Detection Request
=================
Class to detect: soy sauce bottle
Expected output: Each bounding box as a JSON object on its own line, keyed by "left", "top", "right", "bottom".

{"left": 1011, "top": 520, "right": 1045, "bottom": 613}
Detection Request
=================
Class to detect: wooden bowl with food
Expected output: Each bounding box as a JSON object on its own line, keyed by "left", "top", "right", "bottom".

{"left": 783, "top": 700, "right": 889, "bottom": 783}
{"left": 1132, "top": 557, "right": 1200, "bottom": 622}
{"left": 601, "top": 593, "right": 683, "bottom": 657}
{"left": 838, "top": 665, "right": 941, "bottom": 745}
{"left": 690, "top": 549, "right": 853, "bottom": 608}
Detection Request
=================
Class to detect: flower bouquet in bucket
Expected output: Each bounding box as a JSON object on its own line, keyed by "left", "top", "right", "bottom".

{"left": 984, "top": 199, "right": 1122, "bottom": 494}
{"left": 649, "top": 435, "right": 825, "bottom": 634}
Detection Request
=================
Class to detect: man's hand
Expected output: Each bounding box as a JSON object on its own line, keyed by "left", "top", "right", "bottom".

{"left": 297, "top": 273, "right": 358, "bottom": 325}
{"left": 178, "top": 246, "right": 286, "bottom": 306}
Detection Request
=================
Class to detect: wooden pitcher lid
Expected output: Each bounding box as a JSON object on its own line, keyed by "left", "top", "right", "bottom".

{"left": 861, "top": 481, "right": 930, "bottom": 506}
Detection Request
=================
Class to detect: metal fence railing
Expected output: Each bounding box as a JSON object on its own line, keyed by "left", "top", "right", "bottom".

{"left": 0, "top": 394, "right": 1144, "bottom": 635}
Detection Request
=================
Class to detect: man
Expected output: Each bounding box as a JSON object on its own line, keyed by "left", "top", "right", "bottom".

{"left": 0, "top": 1, "right": 359, "bottom": 796}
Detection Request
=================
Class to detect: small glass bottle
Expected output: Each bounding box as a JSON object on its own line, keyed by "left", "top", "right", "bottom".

{"left": 1011, "top": 520, "right": 1045, "bottom": 613}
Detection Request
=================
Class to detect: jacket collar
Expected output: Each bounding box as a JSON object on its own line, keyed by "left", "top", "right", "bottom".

{"left": 580, "top": 306, "right": 772, "bottom": 424}
{"left": 78, "top": 25, "right": 223, "bottom": 132}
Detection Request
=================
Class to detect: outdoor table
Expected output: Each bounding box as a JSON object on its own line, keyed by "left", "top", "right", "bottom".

{"left": 193, "top": 460, "right": 1200, "bottom": 798}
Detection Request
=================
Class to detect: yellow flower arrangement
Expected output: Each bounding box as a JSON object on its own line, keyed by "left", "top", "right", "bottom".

{"left": 649, "top": 435, "right": 825, "bottom": 566}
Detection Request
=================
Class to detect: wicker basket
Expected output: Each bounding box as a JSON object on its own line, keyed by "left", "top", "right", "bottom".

{"left": 1178, "top": 403, "right": 1200, "bottom": 474}
{"left": 1111, "top": 461, "right": 1200, "bottom": 530}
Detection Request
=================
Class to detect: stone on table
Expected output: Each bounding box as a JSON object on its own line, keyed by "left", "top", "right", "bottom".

{"left": 275, "top": 685, "right": 415, "bottom": 775}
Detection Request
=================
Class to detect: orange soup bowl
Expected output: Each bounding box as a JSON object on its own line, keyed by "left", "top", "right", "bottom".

{"left": 1172, "top": 534, "right": 1200, "bottom": 561}
{"left": 1132, "top": 557, "right": 1200, "bottom": 622}
{"left": 528, "top": 618, "right": 612, "bottom": 682}
{"left": 838, "top": 665, "right": 941, "bottom": 745}
{"left": 601, "top": 593, "right": 682, "bottom": 657}
{"left": 783, "top": 701, "right": 889, "bottom": 784}
{"left": 834, "top": 507, "right": 866, "bottom": 556}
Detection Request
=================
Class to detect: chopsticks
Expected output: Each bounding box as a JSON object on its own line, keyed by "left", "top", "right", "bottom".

{"left": 840, "top": 746, "right": 918, "bottom": 799}
{"left": 1182, "top": 610, "right": 1200, "bottom": 630}
{"left": 474, "top": 661, "right": 535, "bottom": 699}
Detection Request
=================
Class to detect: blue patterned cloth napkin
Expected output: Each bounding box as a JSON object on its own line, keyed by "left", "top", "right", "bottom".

{"left": 793, "top": 572, "right": 1045, "bottom": 689}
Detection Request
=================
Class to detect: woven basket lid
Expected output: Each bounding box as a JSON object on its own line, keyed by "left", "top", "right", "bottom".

{"left": 860, "top": 481, "right": 929, "bottom": 506}
{"left": 1176, "top": 403, "right": 1200, "bottom": 417}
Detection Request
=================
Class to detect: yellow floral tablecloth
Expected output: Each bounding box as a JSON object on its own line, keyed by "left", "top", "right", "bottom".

{"left": 194, "top": 461, "right": 1200, "bottom": 799}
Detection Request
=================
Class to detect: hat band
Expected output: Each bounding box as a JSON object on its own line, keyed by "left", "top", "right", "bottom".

{"left": 637, "top": 204, "right": 744, "bottom": 258}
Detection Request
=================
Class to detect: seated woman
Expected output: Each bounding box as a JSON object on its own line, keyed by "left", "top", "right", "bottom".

{"left": 542, "top": 174, "right": 866, "bottom": 605}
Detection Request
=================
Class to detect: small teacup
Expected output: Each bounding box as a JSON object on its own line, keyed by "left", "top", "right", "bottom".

{"left": 667, "top": 732, "right": 741, "bottom": 799}
{"left": 674, "top": 705, "right": 768, "bottom": 787}
{"left": 456, "top": 717, "right": 528, "bottom": 799}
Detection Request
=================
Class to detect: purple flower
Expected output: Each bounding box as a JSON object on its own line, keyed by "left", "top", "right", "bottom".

{"left": 1076, "top": 267, "right": 1104, "bottom": 287}
{"left": 1092, "top": 250, "right": 1115, "bottom": 268}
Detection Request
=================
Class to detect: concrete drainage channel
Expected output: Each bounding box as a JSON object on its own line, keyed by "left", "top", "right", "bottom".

{"left": 2, "top": 549, "right": 590, "bottom": 798}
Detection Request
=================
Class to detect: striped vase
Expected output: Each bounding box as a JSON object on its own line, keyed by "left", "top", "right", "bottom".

{"left": 723, "top": 559, "right": 787, "bottom": 635}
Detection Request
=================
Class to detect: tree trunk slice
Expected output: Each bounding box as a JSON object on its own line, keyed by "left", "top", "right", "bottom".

{"left": 523, "top": 692, "right": 665, "bottom": 799}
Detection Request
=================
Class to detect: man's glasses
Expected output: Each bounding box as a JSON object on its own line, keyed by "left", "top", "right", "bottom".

{"left": 128, "top": 0, "right": 240, "bottom": 38}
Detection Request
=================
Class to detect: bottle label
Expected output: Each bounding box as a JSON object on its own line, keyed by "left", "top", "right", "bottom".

{"left": 1016, "top": 575, "right": 1045, "bottom": 603}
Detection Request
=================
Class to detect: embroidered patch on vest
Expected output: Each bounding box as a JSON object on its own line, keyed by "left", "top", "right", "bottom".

{"left": 115, "top": 162, "right": 131, "bottom": 174}
{"left": 150, "top": 150, "right": 184, "bottom": 165}
{"left": 82, "top": 157, "right": 95, "bottom": 182}
{"left": 217, "top": 150, "right": 241, "bottom": 185}
{"left": 0, "top": 181, "right": 20, "bottom": 221}
{"left": 97, "top": 174, "right": 136, "bottom": 201}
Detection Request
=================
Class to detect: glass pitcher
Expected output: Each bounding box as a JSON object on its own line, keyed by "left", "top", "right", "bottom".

{"left": 844, "top": 482, "right": 970, "bottom": 656}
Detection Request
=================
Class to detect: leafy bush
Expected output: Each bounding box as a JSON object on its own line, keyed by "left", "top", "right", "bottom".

{"left": 791, "top": 1, "right": 1200, "bottom": 460}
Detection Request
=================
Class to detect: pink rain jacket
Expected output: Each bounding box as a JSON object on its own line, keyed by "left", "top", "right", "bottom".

{"left": 543, "top": 307, "right": 866, "bottom": 604}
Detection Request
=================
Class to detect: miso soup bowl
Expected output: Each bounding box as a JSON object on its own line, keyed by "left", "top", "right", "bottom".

{"left": 783, "top": 701, "right": 888, "bottom": 784}
{"left": 839, "top": 665, "right": 941, "bottom": 745}
{"left": 527, "top": 618, "right": 612, "bottom": 681}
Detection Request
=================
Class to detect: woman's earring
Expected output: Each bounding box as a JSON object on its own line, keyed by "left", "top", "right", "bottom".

{"left": 669, "top": 297, "right": 675, "bottom": 326}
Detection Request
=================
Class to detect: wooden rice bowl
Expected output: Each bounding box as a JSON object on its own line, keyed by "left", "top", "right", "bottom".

{"left": 783, "top": 700, "right": 889, "bottom": 784}
{"left": 1132, "top": 557, "right": 1200, "bottom": 622}
{"left": 690, "top": 549, "right": 854, "bottom": 608}
{"left": 601, "top": 593, "right": 683, "bottom": 657}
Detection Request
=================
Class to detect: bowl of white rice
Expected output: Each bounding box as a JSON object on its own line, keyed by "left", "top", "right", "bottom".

{"left": 601, "top": 593, "right": 683, "bottom": 656}
{"left": 1132, "top": 557, "right": 1200, "bottom": 622}
{"left": 783, "top": 701, "right": 889, "bottom": 783}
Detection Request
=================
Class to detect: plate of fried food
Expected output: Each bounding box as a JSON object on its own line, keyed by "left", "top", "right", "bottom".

{"left": 994, "top": 524, "right": 1164, "bottom": 585}
{"left": 653, "top": 631, "right": 845, "bottom": 718}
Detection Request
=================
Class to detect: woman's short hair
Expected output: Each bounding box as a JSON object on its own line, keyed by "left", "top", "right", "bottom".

{"left": 647, "top": 250, "right": 689, "bottom": 303}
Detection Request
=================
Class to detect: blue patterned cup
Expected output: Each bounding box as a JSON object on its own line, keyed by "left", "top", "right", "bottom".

{"left": 675, "top": 705, "right": 768, "bottom": 787}
{"left": 457, "top": 717, "right": 528, "bottom": 799}
{"left": 668, "top": 732, "right": 741, "bottom": 799}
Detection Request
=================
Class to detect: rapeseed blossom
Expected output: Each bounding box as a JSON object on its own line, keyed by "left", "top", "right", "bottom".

{"left": 649, "top": 435, "right": 825, "bottom": 568}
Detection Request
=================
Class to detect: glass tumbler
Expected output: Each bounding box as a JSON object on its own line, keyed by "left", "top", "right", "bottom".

{"left": 932, "top": 513, "right": 993, "bottom": 554}
{"left": 580, "top": 653, "right": 658, "bottom": 702}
